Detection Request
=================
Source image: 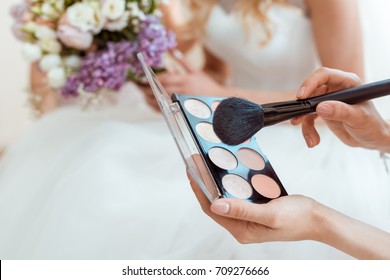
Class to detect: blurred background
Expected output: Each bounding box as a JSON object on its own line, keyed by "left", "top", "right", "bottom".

{"left": 1, "top": 0, "right": 390, "bottom": 152}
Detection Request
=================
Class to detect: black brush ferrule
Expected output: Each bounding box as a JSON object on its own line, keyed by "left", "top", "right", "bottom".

{"left": 262, "top": 100, "right": 315, "bottom": 127}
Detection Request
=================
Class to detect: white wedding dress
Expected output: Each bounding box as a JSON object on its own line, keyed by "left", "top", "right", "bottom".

{"left": 0, "top": 84, "right": 238, "bottom": 259}
{"left": 0, "top": 1, "right": 389, "bottom": 260}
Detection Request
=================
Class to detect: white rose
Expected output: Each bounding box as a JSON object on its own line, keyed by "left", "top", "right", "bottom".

{"left": 53, "top": 0, "right": 65, "bottom": 11}
{"left": 64, "top": 55, "right": 82, "bottom": 69}
{"left": 127, "top": 2, "right": 146, "bottom": 19}
{"left": 21, "top": 43, "right": 42, "bottom": 62}
{"left": 158, "top": 0, "right": 170, "bottom": 5}
{"left": 102, "top": 0, "right": 126, "bottom": 21}
{"left": 39, "top": 54, "right": 62, "bottom": 72}
{"left": 41, "top": 3, "right": 59, "bottom": 20}
{"left": 47, "top": 67, "right": 66, "bottom": 89}
{"left": 41, "top": 0, "right": 65, "bottom": 19}
{"left": 23, "top": 22, "right": 38, "bottom": 33}
{"left": 39, "top": 39, "right": 62, "bottom": 54}
{"left": 35, "top": 25, "right": 57, "bottom": 40}
{"left": 67, "top": 2, "right": 104, "bottom": 34}
{"left": 104, "top": 11, "right": 129, "bottom": 31}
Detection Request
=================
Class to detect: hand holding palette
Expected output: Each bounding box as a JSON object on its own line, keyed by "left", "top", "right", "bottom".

{"left": 138, "top": 53, "right": 287, "bottom": 203}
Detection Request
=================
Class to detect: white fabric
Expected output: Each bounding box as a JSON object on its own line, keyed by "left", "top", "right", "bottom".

{"left": 0, "top": 84, "right": 237, "bottom": 259}
{"left": 0, "top": 3, "right": 389, "bottom": 260}
{"left": 204, "top": 4, "right": 318, "bottom": 91}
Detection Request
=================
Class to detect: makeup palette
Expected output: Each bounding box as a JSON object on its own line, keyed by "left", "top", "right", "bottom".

{"left": 138, "top": 53, "right": 287, "bottom": 203}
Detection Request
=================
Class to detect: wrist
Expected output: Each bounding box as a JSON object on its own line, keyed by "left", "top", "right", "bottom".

{"left": 311, "top": 200, "right": 330, "bottom": 242}
{"left": 380, "top": 121, "right": 390, "bottom": 153}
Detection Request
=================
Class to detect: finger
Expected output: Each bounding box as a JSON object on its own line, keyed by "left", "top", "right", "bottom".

{"left": 188, "top": 173, "right": 242, "bottom": 231}
{"left": 143, "top": 89, "right": 155, "bottom": 98}
{"left": 321, "top": 118, "right": 358, "bottom": 146}
{"left": 144, "top": 91, "right": 157, "bottom": 101}
{"left": 316, "top": 101, "right": 369, "bottom": 128}
{"left": 158, "top": 73, "right": 184, "bottom": 85}
{"left": 312, "top": 84, "right": 329, "bottom": 97}
{"left": 188, "top": 173, "right": 212, "bottom": 214}
{"left": 210, "top": 198, "right": 275, "bottom": 226}
{"left": 157, "top": 72, "right": 183, "bottom": 85}
{"left": 171, "top": 49, "right": 196, "bottom": 73}
{"left": 145, "top": 98, "right": 160, "bottom": 112}
{"left": 297, "top": 67, "right": 361, "bottom": 99}
{"left": 150, "top": 103, "right": 161, "bottom": 112}
{"left": 291, "top": 116, "right": 305, "bottom": 125}
{"left": 164, "top": 85, "right": 194, "bottom": 95}
{"left": 301, "top": 115, "right": 320, "bottom": 148}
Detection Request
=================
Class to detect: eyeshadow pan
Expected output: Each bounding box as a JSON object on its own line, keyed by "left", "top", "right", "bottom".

{"left": 196, "top": 122, "right": 222, "bottom": 143}
{"left": 251, "top": 174, "right": 281, "bottom": 199}
{"left": 184, "top": 99, "right": 211, "bottom": 119}
{"left": 222, "top": 174, "right": 253, "bottom": 199}
{"left": 237, "top": 148, "right": 265, "bottom": 170}
{"left": 211, "top": 101, "right": 221, "bottom": 111}
{"left": 208, "top": 147, "right": 237, "bottom": 170}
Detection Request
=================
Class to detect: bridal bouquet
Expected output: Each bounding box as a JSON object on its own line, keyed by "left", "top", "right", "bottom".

{"left": 10, "top": 0, "right": 175, "bottom": 100}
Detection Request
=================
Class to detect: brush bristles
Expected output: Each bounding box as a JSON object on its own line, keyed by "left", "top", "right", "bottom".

{"left": 213, "top": 97, "right": 264, "bottom": 145}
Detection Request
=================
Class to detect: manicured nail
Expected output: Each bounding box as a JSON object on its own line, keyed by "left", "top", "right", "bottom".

{"left": 297, "top": 86, "right": 306, "bottom": 98}
{"left": 317, "top": 103, "right": 334, "bottom": 117}
{"left": 304, "top": 134, "right": 314, "bottom": 148}
{"left": 291, "top": 118, "right": 299, "bottom": 125}
{"left": 172, "top": 49, "right": 184, "bottom": 59}
{"left": 212, "top": 200, "right": 230, "bottom": 214}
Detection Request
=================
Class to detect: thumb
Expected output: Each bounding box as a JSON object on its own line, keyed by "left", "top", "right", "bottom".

{"left": 211, "top": 199, "right": 273, "bottom": 225}
{"left": 316, "top": 101, "right": 368, "bottom": 127}
{"left": 170, "top": 49, "right": 195, "bottom": 73}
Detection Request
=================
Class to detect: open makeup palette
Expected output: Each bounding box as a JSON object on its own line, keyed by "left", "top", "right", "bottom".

{"left": 138, "top": 53, "right": 288, "bottom": 203}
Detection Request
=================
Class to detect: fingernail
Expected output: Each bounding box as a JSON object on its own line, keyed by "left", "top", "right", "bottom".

{"left": 211, "top": 200, "right": 230, "bottom": 214}
{"left": 304, "top": 134, "right": 314, "bottom": 148}
{"left": 317, "top": 103, "right": 334, "bottom": 117}
{"left": 172, "top": 49, "right": 184, "bottom": 59}
{"left": 291, "top": 118, "right": 298, "bottom": 125}
{"left": 297, "top": 86, "right": 306, "bottom": 98}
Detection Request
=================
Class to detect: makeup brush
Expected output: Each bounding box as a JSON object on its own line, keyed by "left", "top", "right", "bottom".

{"left": 213, "top": 79, "right": 390, "bottom": 145}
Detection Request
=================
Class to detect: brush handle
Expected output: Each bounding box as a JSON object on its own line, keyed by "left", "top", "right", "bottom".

{"left": 306, "top": 79, "right": 390, "bottom": 107}
{"left": 262, "top": 79, "right": 390, "bottom": 127}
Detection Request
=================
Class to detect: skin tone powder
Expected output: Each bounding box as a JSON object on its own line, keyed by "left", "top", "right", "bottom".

{"left": 237, "top": 148, "right": 265, "bottom": 170}
{"left": 222, "top": 174, "right": 253, "bottom": 199}
{"left": 184, "top": 99, "right": 211, "bottom": 119}
{"left": 211, "top": 101, "right": 221, "bottom": 111}
{"left": 196, "top": 122, "right": 222, "bottom": 143}
{"left": 251, "top": 174, "right": 281, "bottom": 199}
{"left": 208, "top": 147, "right": 238, "bottom": 170}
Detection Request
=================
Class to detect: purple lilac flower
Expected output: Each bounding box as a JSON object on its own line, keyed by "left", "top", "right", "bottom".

{"left": 10, "top": 2, "right": 30, "bottom": 41}
{"left": 135, "top": 16, "right": 176, "bottom": 75}
{"left": 10, "top": 2, "right": 29, "bottom": 20}
{"left": 62, "top": 15, "right": 176, "bottom": 97}
{"left": 62, "top": 41, "right": 137, "bottom": 96}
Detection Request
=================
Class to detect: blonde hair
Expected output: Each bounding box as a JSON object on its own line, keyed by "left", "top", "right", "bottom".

{"left": 179, "top": 0, "right": 287, "bottom": 45}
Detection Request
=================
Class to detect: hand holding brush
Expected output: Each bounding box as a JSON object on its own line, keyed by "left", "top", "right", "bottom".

{"left": 213, "top": 68, "right": 390, "bottom": 146}
{"left": 293, "top": 68, "right": 390, "bottom": 151}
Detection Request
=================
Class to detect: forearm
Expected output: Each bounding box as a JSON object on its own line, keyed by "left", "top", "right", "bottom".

{"left": 315, "top": 202, "right": 390, "bottom": 259}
